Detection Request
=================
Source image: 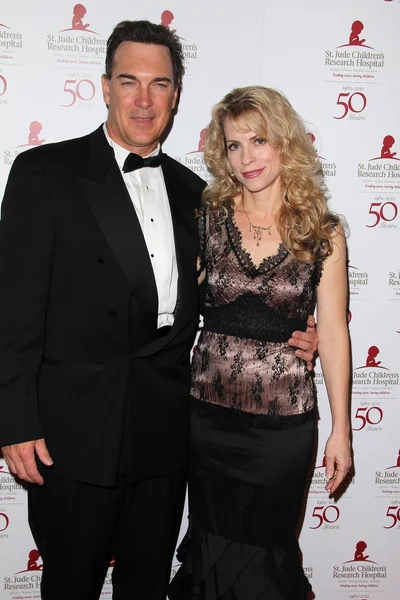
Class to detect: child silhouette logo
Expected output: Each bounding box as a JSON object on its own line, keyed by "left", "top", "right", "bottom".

{"left": 27, "top": 549, "right": 43, "bottom": 571}
{"left": 187, "top": 128, "right": 208, "bottom": 154}
{"left": 366, "top": 346, "right": 381, "bottom": 367}
{"left": 344, "top": 541, "right": 377, "bottom": 564}
{"left": 314, "top": 455, "right": 326, "bottom": 469}
{"left": 0, "top": 463, "right": 11, "bottom": 474}
{"left": 59, "top": 4, "right": 99, "bottom": 35}
{"left": 16, "top": 549, "right": 43, "bottom": 573}
{"left": 72, "top": 4, "right": 90, "bottom": 30}
{"left": 337, "top": 21, "right": 373, "bottom": 49}
{"left": 386, "top": 450, "right": 400, "bottom": 469}
{"left": 356, "top": 346, "right": 389, "bottom": 370}
{"left": 354, "top": 541, "right": 369, "bottom": 561}
{"left": 28, "top": 121, "right": 46, "bottom": 146}
{"left": 161, "top": 10, "right": 176, "bottom": 33}
{"left": 381, "top": 135, "right": 397, "bottom": 159}
{"left": 17, "top": 122, "right": 46, "bottom": 148}
{"left": 349, "top": 21, "right": 366, "bottom": 46}
{"left": 370, "top": 135, "right": 400, "bottom": 162}
{"left": 160, "top": 10, "right": 186, "bottom": 40}
{"left": 307, "top": 132, "right": 326, "bottom": 160}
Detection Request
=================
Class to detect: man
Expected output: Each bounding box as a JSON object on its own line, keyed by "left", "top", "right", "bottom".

{"left": 0, "top": 20, "right": 317, "bottom": 600}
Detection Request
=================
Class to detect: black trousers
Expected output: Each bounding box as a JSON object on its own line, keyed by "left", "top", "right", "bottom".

{"left": 28, "top": 468, "right": 187, "bottom": 600}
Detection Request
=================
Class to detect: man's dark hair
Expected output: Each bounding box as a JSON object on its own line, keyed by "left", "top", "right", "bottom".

{"left": 105, "top": 20, "right": 185, "bottom": 93}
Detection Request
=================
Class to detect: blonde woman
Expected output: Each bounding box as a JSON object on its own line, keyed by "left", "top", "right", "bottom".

{"left": 169, "top": 87, "right": 352, "bottom": 600}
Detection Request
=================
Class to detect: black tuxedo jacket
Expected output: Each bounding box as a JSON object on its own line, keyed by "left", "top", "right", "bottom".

{"left": 0, "top": 126, "right": 206, "bottom": 486}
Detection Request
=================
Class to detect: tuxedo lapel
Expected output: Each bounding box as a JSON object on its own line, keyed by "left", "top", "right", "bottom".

{"left": 162, "top": 158, "right": 195, "bottom": 326}
{"left": 78, "top": 127, "right": 158, "bottom": 332}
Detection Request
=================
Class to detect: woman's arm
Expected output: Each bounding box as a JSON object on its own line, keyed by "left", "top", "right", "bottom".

{"left": 316, "top": 226, "right": 352, "bottom": 494}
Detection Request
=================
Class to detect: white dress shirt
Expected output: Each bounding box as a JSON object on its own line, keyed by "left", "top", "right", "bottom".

{"left": 103, "top": 124, "right": 177, "bottom": 328}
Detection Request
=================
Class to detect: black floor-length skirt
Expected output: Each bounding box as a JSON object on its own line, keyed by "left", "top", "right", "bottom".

{"left": 168, "top": 398, "right": 316, "bottom": 600}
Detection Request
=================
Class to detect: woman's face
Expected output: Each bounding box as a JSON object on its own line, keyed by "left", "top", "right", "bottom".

{"left": 224, "top": 116, "right": 282, "bottom": 197}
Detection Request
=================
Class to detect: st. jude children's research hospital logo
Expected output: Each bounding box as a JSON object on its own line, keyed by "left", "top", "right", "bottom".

{"left": 353, "top": 345, "right": 399, "bottom": 391}
{"left": 375, "top": 450, "right": 400, "bottom": 495}
{"left": 46, "top": 4, "right": 106, "bottom": 67}
{"left": 332, "top": 541, "right": 387, "bottom": 590}
{"left": 3, "top": 550, "right": 42, "bottom": 594}
{"left": 325, "top": 21, "right": 385, "bottom": 81}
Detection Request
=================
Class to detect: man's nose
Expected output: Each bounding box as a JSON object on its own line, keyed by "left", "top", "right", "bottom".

{"left": 135, "top": 87, "right": 152, "bottom": 109}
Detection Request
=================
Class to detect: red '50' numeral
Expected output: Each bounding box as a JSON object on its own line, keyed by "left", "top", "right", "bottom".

{"left": 384, "top": 506, "right": 400, "bottom": 529}
{"left": 353, "top": 406, "right": 383, "bottom": 431}
{"left": 0, "top": 75, "right": 7, "bottom": 96}
{"left": 366, "top": 202, "right": 398, "bottom": 228}
{"left": 0, "top": 513, "right": 9, "bottom": 531}
{"left": 334, "top": 92, "right": 367, "bottom": 119}
{"left": 309, "top": 505, "right": 340, "bottom": 529}
{"left": 62, "top": 79, "right": 96, "bottom": 107}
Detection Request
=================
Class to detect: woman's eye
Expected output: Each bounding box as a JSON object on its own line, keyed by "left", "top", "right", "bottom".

{"left": 227, "top": 143, "right": 239, "bottom": 151}
{"left": 255, "top": 137, "right": 266, "bottom": 145}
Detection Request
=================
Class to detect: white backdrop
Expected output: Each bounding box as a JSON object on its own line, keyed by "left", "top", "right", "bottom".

{"left": 0, "top": 1, "right": 399, "bottom": 599}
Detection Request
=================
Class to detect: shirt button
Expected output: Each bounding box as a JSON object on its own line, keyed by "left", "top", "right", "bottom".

{"left": 145, "top": 185, "right": 149, "bottom": 190}
{"left": 151, "top": 254, "right": 154, "bottom": 258}
{"left": 150, "top": 218, "right": 154, "bottom": 222}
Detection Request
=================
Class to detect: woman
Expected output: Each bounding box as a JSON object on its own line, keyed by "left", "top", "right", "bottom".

{"left": 169, "top": 87, "right": 352, "bottom": 599}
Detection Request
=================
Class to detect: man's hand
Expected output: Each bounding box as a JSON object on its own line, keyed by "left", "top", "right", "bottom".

{"left": 288, "top": 315, "right": 318, "bottom": 371}
{"left": 2, "top": 439, "right": 53, "bottom": 485}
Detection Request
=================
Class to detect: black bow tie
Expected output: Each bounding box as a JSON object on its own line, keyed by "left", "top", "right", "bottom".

{"left": 123, "top": 151, "right": 164, "bottom": 173}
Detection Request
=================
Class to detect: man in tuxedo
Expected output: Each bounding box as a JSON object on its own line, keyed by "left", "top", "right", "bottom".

{"left": 0, "top": 20, "right": 317, "bottom": 600}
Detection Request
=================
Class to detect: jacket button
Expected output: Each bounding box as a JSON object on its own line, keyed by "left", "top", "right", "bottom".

{"left": 108, "top": 310, "right": 117, "bottom": 316}
{"left": 98, "top": 257, "right": 105, "bottom": 264}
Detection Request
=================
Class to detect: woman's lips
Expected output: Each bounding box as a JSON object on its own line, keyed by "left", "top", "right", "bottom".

{"left": 242, "top": 168, "right": 264, "bottom": 179}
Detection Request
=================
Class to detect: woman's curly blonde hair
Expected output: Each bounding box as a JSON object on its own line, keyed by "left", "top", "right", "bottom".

{"left": 203, "top": 86, "right": 340, "bottom": 263}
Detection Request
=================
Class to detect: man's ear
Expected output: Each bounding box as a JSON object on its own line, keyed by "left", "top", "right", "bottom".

{"left": 101, "top": 74, "right": 110, "bottom": 107}
{"left": 172, "top": 87, "right": 179, "bottom": 111}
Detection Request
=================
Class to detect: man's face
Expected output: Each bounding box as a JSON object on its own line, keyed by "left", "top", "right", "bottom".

{"left": 102, "top": 41, "right": 178, "bottom": 156}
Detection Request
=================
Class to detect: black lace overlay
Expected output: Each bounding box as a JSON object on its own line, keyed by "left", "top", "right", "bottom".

{"left": 191, "top": 207, "right": 325, "bottom": 418}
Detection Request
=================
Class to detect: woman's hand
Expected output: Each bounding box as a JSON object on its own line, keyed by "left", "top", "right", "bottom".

{"left": 197, "top": 256, "right": 205, "bottom": 285}
{"left": 324, "top": 431, "right": 352, "bottom": 494}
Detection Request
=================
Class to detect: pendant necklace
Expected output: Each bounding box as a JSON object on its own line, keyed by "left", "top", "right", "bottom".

{"left": 242, "top": 201, "right": 275, "bottom": 246}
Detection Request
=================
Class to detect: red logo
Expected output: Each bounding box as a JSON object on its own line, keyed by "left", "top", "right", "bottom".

{"left": 315, "top": 455, "right": 327, "bottom": 469}
{"left": 16, "top": 121, "right": 46, "bottom": 148}
{"left": 369, "top": 135, "right": 399, "bottom": 162}
{"left": 0, "top": 23, "right": 10, "bottom": 29}
{"left": 160, "top": 10, "right": 186, "bottom": 40}
{"left": 344, "top": 540, "right": 377, "bottom": 564}
{"left": 386, "top": 450, "right": 400, "bottom": 469}
{"left": 307, "top": 132, "right": 326, "bottom": 160}
{"left": 0, "top": 463, "right": 11, "bottom": 475}
{"left": 355, "top": 346, "right": 389, "bottom": 370}
{"left": 0, "top": 512, "right": 9, "bottom": 531}
{"left": 59, "top": 4, "right": 99, "bottom": 35}
{"left": 337, "top": 21, "right": 374, "bottom": 49}
{"left": 187, "top": 128, "right": 207, "bottom": 154}
{"left": 16, "top": 549, "right": 43, "bottom": 573}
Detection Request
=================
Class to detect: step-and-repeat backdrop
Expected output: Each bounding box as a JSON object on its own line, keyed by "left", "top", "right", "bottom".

{"left": 0, "top": 1, "right": 399, "bottom": 598}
